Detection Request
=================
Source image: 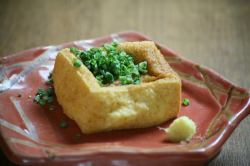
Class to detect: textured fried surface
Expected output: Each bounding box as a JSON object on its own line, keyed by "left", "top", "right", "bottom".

{"left": 53, "top": 41, "right": 181, "bottom": 134}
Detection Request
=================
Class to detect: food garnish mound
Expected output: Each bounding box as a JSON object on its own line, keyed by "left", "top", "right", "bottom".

{"left": 164, "top": 116, "right": 196, "bottom": 142}
{"left": 52, "top": 41, "right": 181, "bottom": 134}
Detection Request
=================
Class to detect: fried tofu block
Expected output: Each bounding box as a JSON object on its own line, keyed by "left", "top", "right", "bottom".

{"left": 53, "top": 41, "right": 181, "bottom": 134}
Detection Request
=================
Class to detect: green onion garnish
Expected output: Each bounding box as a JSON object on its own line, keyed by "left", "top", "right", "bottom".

{"left": 138, "top": 61, "right": 148, "bottom": 74}
{"left": 73, "top": 59, "right": 82, "bottom": 68}
{"left": 70, "top": 47, "right": 80, "bottom": 57}
{"left": 60, "top": 120, "right": 68, "bottom": 128}
{"left": 183, "top": 98, "right": 190, "bottom": 106}
{"left": 69, "top": 42, "right": 148, "bottom": 86}
{"left": 33, "top": 87, "right": 54, "bottom": 106}
{"left": 46, "top": 72, "right": 53, "bottom": 85}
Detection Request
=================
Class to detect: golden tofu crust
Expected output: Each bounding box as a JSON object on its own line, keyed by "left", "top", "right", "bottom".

{"left": 53, "top": 41, "right": 181, "bottom": 134}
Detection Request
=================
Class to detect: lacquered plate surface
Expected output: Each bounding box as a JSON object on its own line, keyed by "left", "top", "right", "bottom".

{"left": 0, "top": 32, "right": 249, "bottom": 166}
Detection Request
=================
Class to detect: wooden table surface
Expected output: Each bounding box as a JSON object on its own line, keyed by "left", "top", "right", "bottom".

{"left": 0, "top": 0, "right": 249, "bottom": 165}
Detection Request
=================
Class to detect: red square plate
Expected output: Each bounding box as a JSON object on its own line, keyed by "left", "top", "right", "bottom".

{"left": 0, "top": 31, "right": 249, "bottom": 166}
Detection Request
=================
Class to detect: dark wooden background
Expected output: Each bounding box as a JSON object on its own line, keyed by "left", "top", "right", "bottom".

{"left": 0, "top": 0, "right": 249, "bottom": 165}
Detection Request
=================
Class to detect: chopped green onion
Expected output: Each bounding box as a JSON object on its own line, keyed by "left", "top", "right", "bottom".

{"left": 69, "top": 42, "right": 148, "bottom": 86}
{"left": 112, "top": 41, "right": 119, "bottom": 47}
{"left": 73, "top": 59, "right": 82, "bottom": 68}
{"left": 37, "top": 88, "right": 47, "bottom": 96}
{"left": 46, "top": 72, "right": 54, "bottom": 85}
{"left": 134, "top": 79, "right": 141, "bottom": 85}
{"left": 60, "top": 120, "right": 68, "bottom": 128}
{"left": 119, "top": 75, "right": 133, "bottom": 85}
{"left": 34, "top": 87, "right": 54, "bottom": 106}
{"left": 183, "top": 98, "right": 190, "bottom": 106}
{"left": 70, "top": 47, "right": 80, "bottom": 57}
{"left": 138, "top": 61, "right": 148, "bottom": 74}
{"left": 47, "top": 96, "right": 53, "bottom": 103}
{"left": 96, "top": 75, "right": 104, "bottom": 84}
{"left": 104, "top": 72, "right": 114, "bottom": 84}
{"left": 47, "top": 87, "right": 54, "bottom": 95}
{"left": 38, "top": 99, "right": 46, "bottom": 106}
{"left": 103, "top": 43, "right": 116, "bottom": 51}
